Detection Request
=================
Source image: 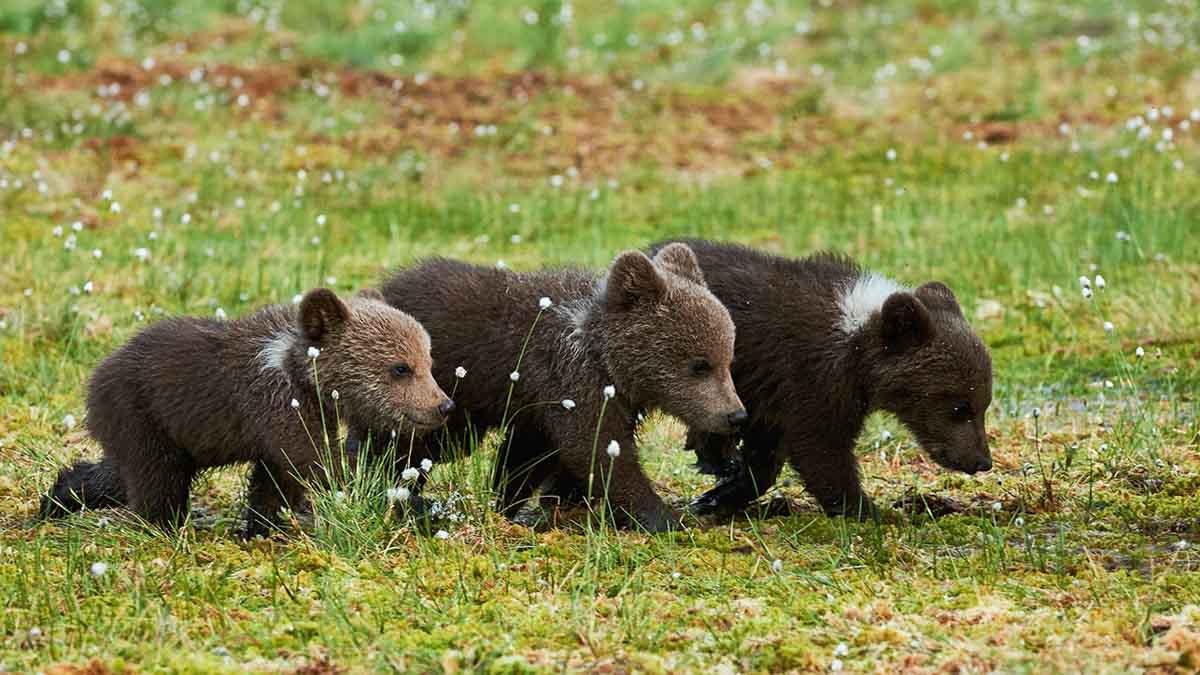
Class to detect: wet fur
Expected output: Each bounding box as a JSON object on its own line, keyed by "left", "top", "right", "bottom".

{"left": 648, "top": 239, "right": 994, "bottom": 518}
{"left": 367, "top": 245, "right": 744, "bottom": 532}
{"left": 39, "top": 289, "right": 450, "bottom": 537}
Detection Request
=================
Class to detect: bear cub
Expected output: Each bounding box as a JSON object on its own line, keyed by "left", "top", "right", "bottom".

{"left": 650, "top": 239, "right": 993, "bottom": 518}
{"left": 366, "top": 243, "right": 746, "bottom": 533}
{"left": 40, "top": 288, "right": 453, "bottom": 538}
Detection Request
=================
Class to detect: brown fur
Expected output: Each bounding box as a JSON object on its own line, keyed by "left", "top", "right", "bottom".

{"left": 39, "top": 289, "right": 451, "bottom": 537}
{"left": 367, "top": 244, "right": 745, "bottom": 532}
{"left": 646, "top": 239, "right": 994, "bottom": 518}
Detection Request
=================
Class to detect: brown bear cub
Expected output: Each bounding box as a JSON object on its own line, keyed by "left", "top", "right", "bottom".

{"left": 39, "top": 288, "right": 453, "bottom": 538}
{"left": 367, "top": 244, "right": 746, "bottom": 533}
{"left": 647, "top": 239, "right": 993, "bottom": 519}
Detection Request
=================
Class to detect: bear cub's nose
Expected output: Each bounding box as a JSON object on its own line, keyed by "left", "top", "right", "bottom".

{"left": 726, "top": 409, "right": 749, "bottom": 428}
{"left": 438, "top": 399, "right": 456, "bottom": 416}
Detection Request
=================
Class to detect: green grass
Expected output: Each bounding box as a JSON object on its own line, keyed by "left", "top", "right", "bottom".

{"left": 2, "top": 0, "right": 1200, "bottom": 672}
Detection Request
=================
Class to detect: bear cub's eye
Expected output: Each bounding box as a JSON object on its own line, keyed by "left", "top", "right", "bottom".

{"left": 390, "top": 364, "right": 412, "bottom": 378}
{"left": 951, "top": 402, "right": 972, "bottom": 420}
{"left": 689, "top": 359, "right": 713, "bottom": 377}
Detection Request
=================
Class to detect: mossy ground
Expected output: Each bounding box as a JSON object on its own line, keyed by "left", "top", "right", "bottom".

{"left": 1, "top": 1, "right": 1199, "bottom": 672}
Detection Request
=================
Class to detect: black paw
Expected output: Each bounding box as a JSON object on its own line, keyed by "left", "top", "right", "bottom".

{"left": 688, "top": 474, "right": 756, "bottom": 516}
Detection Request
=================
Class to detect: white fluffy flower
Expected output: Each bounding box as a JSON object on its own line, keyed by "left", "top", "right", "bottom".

{"left": 290, "top": 398, "right": 300, "bottom": 409}
{"left": 63, "top": 414, "right": 77, "bottom": 430}
{"left": 834, "top": 643, "right": 849, "bottom": 657}
{"left": 330, "top": 390, "right": 339, "bottom": 401}
{"left": 1106, "top": 172, "right": 1118, "bottom": 183}
{"left": 510, "top": 371, "right": 520, "bottom": 382}
{"left": 307, "top": 346, "right": 321, "bottom": 359}
{"left": 606, "top": 440, "right": 620, "bottom": 458}
{"left": 215, "top": 308, "right": 227, "bottom": 320}
{"left": 561, "top": 399, "right": 576, "bottom": 410}
{"left": 1081, "top": 286, "right": 1093, "bottom": 299}
{"left": 991, "top": 501, "right": 1003, "bottom": 512}
{"left": 455, "top": 366, "right": 467, "bottom": 379}
{"left": 387, "top": 486, "right": 411, "bottom": 502}
{"left": 1103, "top": 321, "right": 1114, "bottom": 333}
{"left": 1135, "top": 346, "right": 1145, "bottom": 358}
{"left": 771, "top": 559, "right": 783, "bottom": 573}
{"left": 538, "top": 296, "right": 552, "bottom": 310}
{"left": 1094, "top": 274, "right": 1106, "bottom": 289}
{"left": 401, "top": 467, "right": 420, "bottom": 481}
{"left": 420, "top": 458, "right": 433, "bottom": 472}
{"left": 1078, "top": 275, "right": 1091, "bottom": 290}
{"left": 435, "top": 530, "right": 450, "bottom": 539}
{"left": 90, "top": 561, "right": 108, "bottom": 577}
{"left": 831, "top": 658, "right": 844, "bottom": 671}
{"left": 603, "top": 385, "right": 616, "bottom": 400}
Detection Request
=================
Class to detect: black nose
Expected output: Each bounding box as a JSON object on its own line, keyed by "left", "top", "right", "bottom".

{"left": 438, "top": 399, "right": 456, "bottom": 416}
{"left": 726, "top": 409, "right": 748, "bottom": 427}
{"left": 977, "top": 456, "right": 993, "bottom": 472}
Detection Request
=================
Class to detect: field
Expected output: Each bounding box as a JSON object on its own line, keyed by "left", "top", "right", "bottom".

{"left": 2, "top": 0, "right": 1200, "bottom": 672}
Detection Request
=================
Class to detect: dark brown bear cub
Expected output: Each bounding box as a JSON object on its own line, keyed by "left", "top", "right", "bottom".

{"left": 650, "top": 239, "right": 993, "bottom": 518}
{"left": 370, "top": 243, "right": 745, "bottom": 533}
{"left": 40, "top": 289, "right": 453, "bottom": 537}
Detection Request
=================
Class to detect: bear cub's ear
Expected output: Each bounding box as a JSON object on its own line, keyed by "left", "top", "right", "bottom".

{"left": 355, "top": 288, "right": 386, "bottom": 303}
{"left": 605, "top": 250, "right": 666, "bottom": 311}
{"left": 914, "top": 281, "right": 962, "bottom": 317}
{"left": 879, "top": 291, "right": 933, "bottom": 354}
{"left": 652, "top": 243, "right": 706, "bottom": 286}
{"left": 299, "top": 288, "right": 352, "bottom": 342}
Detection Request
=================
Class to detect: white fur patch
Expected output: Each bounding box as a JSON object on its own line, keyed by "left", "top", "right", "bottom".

{"left": 257, "top": 330, "right": 294, "bottom": 372}
{"left": 837, "top": 272, "right": 906, "bottom": 334}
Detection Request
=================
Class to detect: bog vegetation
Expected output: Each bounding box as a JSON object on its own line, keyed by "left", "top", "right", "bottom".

{"left": 1, "top": 0, "right": 1199, "bottom": 672}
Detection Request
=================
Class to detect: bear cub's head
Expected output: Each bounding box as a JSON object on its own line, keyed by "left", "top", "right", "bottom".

{"left": 297, "top": 288, "right": 454, "bottom": 436}
{"left": 600, "top": 243, "right": 746, "bottom": 434}
{"left": 868, "top": 282, "right": 993, "bottom": 474}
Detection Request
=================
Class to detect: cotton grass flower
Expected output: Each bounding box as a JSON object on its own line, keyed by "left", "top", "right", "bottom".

{"left": 401, "top": 467, "right": 419, "bottom": 481}
{"left": 538, "top": 296, "right": 552, "bottom": 310}
{"left": 561, "top": 399, "right": 576, "bottom": 410}
{"left": 290, "top": 398, "right": 300, "bottom": 409}
{"left": 510, "top": 371, "right": 520, "bottom": 382}
{"left": 1103, "top": 321, "right": 1114, "bottom": 333}
{"left": 991, "top": 501, "right": 1003, "bottom": 512}
{"left": 834, "top": 643, "right": 849, "bottom": 657}
{"left": 435, "top": 530, "right": 450, "bottom": 539}
{"left": 330, "top": 390, "right": 339, "bottom": 401}
{"left": 215, "top": 308, "right": 227, "bottom": 320}
{"left": 606, "top": 440, "right": 620, "bottom": 458}
{"left": 420, "top": 458, "right": 433, "bottom": 472}
{"left": 1094, "top": 274, "right": 1106, "bottom": 289}
{"left": 307, "top": 346, "right": 321, "bottom": 359}
{"left": 603, "top": 385, "right": 616, "bottom": 400}
{"left": 455, "top": 366, "right": 467, "bottom": 379}
{"left": 90, "top": 561, "right": 108, "bottom": 577}
{"left": 387, "top": 486, "right": 410, "bottom": 502}
{"left": 1135, "top": 346, "right": 1145, "bottom": 358}
{"left": 771, "top": 559, "right": 783, "bottom": 573}
{"left": 63, "top": 414, "right": 77, "bottom": 430}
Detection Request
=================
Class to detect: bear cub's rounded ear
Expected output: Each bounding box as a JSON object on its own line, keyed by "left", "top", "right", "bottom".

{"left": 299, "top": 288, "right": 351, "bottom": 342}
{"left": 605, "top": 250, "right": 666, "bottom": 311}
{"left": 652, "top": 243, "right": 706, "bottom": 286}
{"left": 880, "top": 291, "right": 933, "bottom": 354}
{"left": 355, "top": 288, "right": 386, "bottom": 303}
{"left": 915, "top": 281, "right": 963, "bottom": 316}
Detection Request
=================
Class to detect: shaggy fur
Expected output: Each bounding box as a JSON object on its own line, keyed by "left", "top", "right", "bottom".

{"left": 368, "top": 244, "right": 745, "bottom": 533}
{"left": 39, "top": 289, "right": 452, "bottom": 537}
{"left": 641, "top": 239, "right": 994, "bottom": 518}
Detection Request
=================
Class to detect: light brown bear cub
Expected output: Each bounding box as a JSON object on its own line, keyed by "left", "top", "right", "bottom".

{"left": 364, "top": 244, "right": 746, "bottom": 533}
{"left": 40, "top": 288, "right": 453, "bottom": 538}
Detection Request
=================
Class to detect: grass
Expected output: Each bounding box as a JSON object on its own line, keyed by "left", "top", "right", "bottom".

{"left": 2, "top": 0, "right": 1200, "bottom": 671}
